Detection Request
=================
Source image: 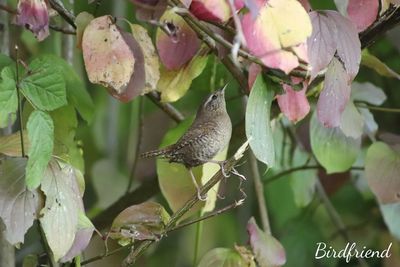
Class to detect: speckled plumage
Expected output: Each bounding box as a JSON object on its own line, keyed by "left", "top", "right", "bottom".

{"left": 140, "top": 86, "right": 232, "bottom": 168}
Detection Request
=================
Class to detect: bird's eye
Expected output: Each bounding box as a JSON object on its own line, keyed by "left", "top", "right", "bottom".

{"left": 211, "top": 94, "right": 217, "bottom": 100}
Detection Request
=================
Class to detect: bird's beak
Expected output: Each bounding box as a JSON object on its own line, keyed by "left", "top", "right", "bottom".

{"left": 218, "top": 84, "right": 228, "bottom": 94}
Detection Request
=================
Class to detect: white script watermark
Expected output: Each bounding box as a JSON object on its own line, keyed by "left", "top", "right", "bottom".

{"left": 315, "top": 242, "right": 392, "bottom": 263}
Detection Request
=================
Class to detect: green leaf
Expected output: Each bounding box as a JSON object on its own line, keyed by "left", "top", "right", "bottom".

{"left": 158, "top": 55, "right": 208, "bottom": 102}
{"left": 289, "top": 149, "right": 317, "bottom": 207}
{"left": 351, "top": 82, "right": 387, "bottom": 106}
{"left": 38, "top": 55, "right": 94, "bottom": 122}
{"left": 0, "top": 157, "right": 42, "bottom": 245}
{"left": 91, "top": 158, "right": 128, "bottom": 209}
{"left": 51, "top": 105, "right": 84, "bottom": 171}
{"left": 310, "top": 112, "right": 360, "bottom": 173}
{"left": 0, "top": 66, "right": 17, "bottom": 127}
{"left": 26, "top": 110, "right": 54, "bottom": 189}
{"left": 246, "top": 75, "right": 275, "bottom": 167}
{"left": 361, "top": 49, "right": 400, "bottom": 80}
{"left": 20, "top": 57, "right": 67, "bottom": 111}
{"left": 0, "top": 54, "right": 13, "bottom": 69}
{"left": 39, "top": 160, "right": 82, "bottom": 261}
{"left": 198, "top": 248, "right": 253, "bottom": 267}
{"left": 109, "top": 202, "right": 170, "bottom": 246}
{"left": 365, "top": 142, "right": 400, "bottom": 204}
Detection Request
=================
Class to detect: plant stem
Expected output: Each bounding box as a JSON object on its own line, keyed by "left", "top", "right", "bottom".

{"left": 15, "top": 46, "right": 25, "bottom": 158}
{"left": 81, "top": 246, "right": 128, "bottom": 266}
{"left": 126, "top": 97, "right": 144, "bottom": 194}
{"left": 193, "top": 216, "right": 202, "bottom": 266}
{"left": 249, "top": 151, "right": 271, "bottom": 233}
{"left": 355, "top": 103, "right": 400, "bottom": 113}
{"left": 315, "top": 180, "right": 369, "bottom": 267}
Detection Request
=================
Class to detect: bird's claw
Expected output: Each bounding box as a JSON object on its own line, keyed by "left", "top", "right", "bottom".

{"left": 197, "top": 190, "right": 208, "bottom": 201}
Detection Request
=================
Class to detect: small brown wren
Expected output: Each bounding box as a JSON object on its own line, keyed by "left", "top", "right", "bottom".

{"left": 141, "top": 85, "right": 232, "bottom": 200}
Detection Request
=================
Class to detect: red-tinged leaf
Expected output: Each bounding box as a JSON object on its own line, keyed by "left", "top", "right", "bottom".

{"left": 0, "top": 158, "right": 42, "bottom": 245}
{"left": 15, "top": 0, "right": 49, "bottom": 41}
{"left": 365, "top": 142, "right": 400, "bottom": 204}
{"left": 190, "top": 0, "right": 231, "bottom": 22}
{"left": 130, "top": 0, "right": 167, "bottom": 21}
{"left": 156, "top": 10, "right": 200, "bottom": 70}
{"left": 347, "top": 0, "right": 379, "bottom": 32}
{"left": 317, "top": 57, "right": 351, "bottom": 128}
{"left": 326, "top": 11, "right": 361, "bottom": 79}
{"left": 109, "top": 202, "right": 170, "bottom": 246}
{"left": 247, "top": 217, "right": 286, "bottom": 267}
{"left": 82, "top": 15, "right": 145, "bottom": 102}
{"left": 292, "top": 42, "right": 309, "bottom": 63}
{"left": 307, "top": 11, "right": 338, "bottom": 81}
{"left": 277, "top": 84, "right": 310, "bottom": 123}
{"left": 242, "top": 12, "right": 299, "bottom": 74}
{"left": 248, "top": 63, "right": 262, "bottom": 90}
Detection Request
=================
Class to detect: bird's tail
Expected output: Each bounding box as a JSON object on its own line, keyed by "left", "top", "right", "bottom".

{"left": 140, "top": 147, "right": 171, "bottom": 159}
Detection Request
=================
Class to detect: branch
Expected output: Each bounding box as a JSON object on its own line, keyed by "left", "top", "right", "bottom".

{"left": 0, "top": 4, "right": 16, "bottom": 14}
{"left": 121, "top": 141, "right": 249, "bottom": 266}
{"left": 146, "top": 92, "right": 185, "bottom": 123}
{"left": 355, "top": 103, "right": 400, "bottom": 113}
{"left": 49, "top": 24, "right": 76, "bottom": 35}
{"left": 92, "top": 177, "right": 160, "bottom": 230}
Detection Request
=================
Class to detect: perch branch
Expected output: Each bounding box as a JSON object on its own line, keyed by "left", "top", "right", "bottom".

{"left": 121, "top": 142, "right": 249, "bottom": 266}
{"left": 146, "top": 92, "right": 185, "bottom": 123}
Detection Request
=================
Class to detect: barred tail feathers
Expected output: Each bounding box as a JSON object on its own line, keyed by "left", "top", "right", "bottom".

{"left": 140, "top": 147, "right": 171, "bottom": 159}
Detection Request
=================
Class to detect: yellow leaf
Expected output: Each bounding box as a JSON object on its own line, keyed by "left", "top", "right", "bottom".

{"left": 266, "top": 0, "right": 312, "bottom": 48}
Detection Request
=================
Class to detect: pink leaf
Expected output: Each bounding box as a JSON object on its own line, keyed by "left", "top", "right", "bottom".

{"left": 156, "top": 10, "right": 200, "bottom": 70}
{"left": 190, "top": 0, "right": 231, "bottom": 22}
{"left": 248, "top": 63, "right": 262, "bottom": 90}
{"left": 326, "top": 11, "right": 361, "bottom": 79}
{"left": 347, "top": 0, "right": 379, "bottom": 32}
{"left": 317, "top": 57, "right": 351, "bottom": 128}
{"left": 298, "top": 0, "right": 312, "bottom": 12}
{"left": 277, "top": 84, "right": 310, "bottom": 123}
{"left": 247, "top": 217, "right": 286, "bottom": 267}
{"left": 242, "top": 11, "right": 299, "bottom": 74}
{"left": 15, "top": 0, "right": 49, "bottom": 41}
{"left": 82, "top": 15, "right": 145, "bottom": 102}
{"left": 307, "top": 11, "right": 338, "bottom": 81}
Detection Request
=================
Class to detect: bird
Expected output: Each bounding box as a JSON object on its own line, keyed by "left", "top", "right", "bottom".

{"left": 140, "top": 85, "right": 232, "bottom": 201}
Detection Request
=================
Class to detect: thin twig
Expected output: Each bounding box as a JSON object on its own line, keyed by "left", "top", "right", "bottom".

{"left": 168, "top": 201, "right": 243, "bottom": 233}
{"left": 146, "top": 92, "right": 185, "bottom": 123}
{"left": 81, "top": 246, "right": 128, "bottom": 266}
{"left": 264, "top": 165, "right": 364, "bottom": 185}
{"left": 316, "top": 180, "right": 369, "bottom": 267}
{"left": 15, "top": 46, "right": 25, "bottom": 158}
{"left": 49, "top": 24, "right": 76, "bottom": 35}
{"left": 0, "top": 3, "right": 16, "bottom": 14}
{"left": 249, "top": 151, "right": 271, "bottom": 233}
{"left": 355, "top": 103, "right": 400, "bottom": 113}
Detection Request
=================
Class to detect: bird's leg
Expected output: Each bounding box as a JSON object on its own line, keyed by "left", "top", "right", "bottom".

{"left": 206, "top": 160, "right": 230, "bottom": 177}
{"left": 188, "top": 168, "right": 207, "bottom": 201}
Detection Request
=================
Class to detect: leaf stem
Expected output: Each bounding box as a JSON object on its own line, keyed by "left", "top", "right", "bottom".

{"left": 15, "top": 46, "right": 25, "bottom": 158}
{"left": 193, "top": 215, "right": 202, "bottom": 266}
